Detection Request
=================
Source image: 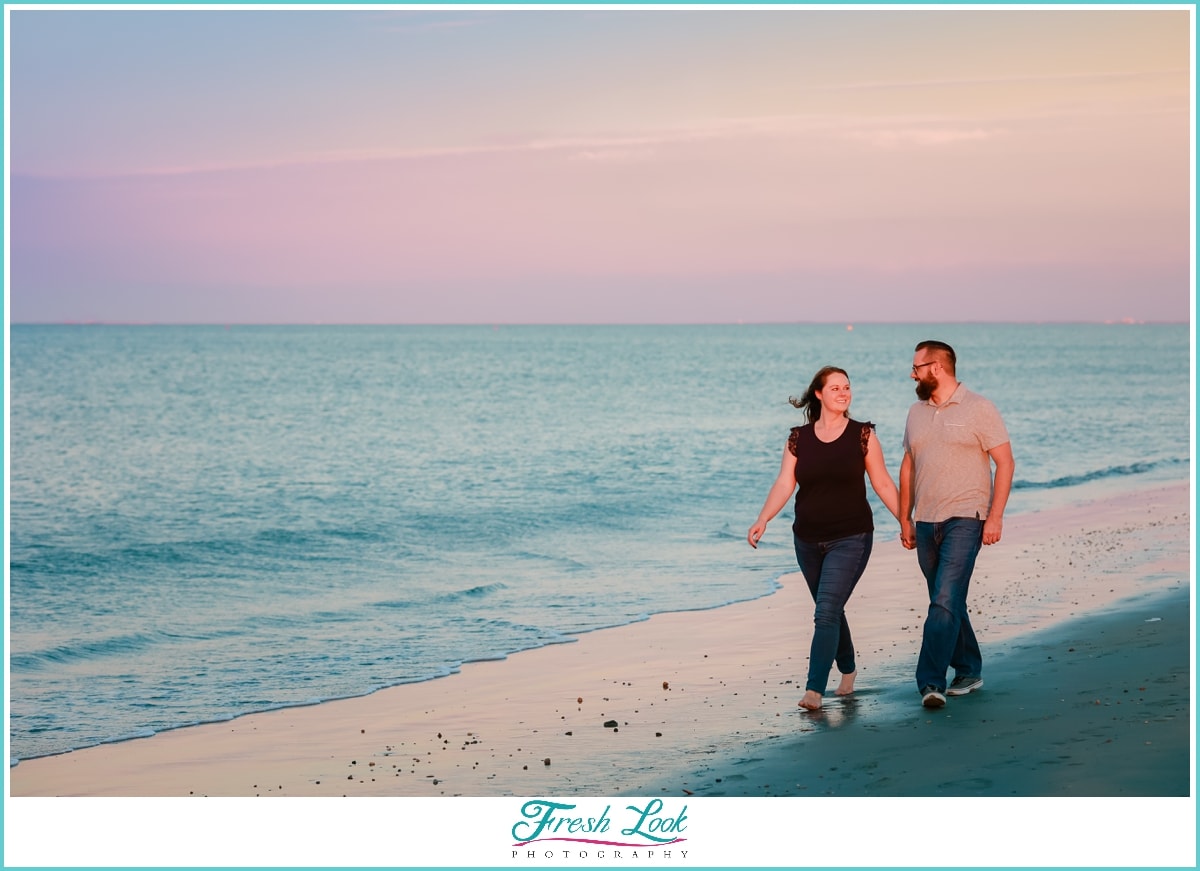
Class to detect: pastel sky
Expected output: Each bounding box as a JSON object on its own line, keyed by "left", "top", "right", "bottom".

{"left": 6, "top": 6, "right": 1193, "bottom": 324}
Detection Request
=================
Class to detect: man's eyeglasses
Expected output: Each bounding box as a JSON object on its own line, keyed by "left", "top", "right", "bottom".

{"left": 911, "top": 361, "right": 937, "bottom": 374}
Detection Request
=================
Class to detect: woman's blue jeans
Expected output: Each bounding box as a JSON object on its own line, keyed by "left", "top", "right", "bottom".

{"left": 914, "top": 517, "right": 984, "bottom": 692}
{"left": 793, "top": 531, "right": 873, "bottom": 695}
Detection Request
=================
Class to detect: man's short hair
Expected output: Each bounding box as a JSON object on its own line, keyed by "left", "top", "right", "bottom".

{"left": 915, "top": 340, "right": 957, "bottom": 376}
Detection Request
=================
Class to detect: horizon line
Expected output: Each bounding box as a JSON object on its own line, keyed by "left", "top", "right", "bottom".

{"left": 6, "top": 318, "right": 1189, "bottom": 327}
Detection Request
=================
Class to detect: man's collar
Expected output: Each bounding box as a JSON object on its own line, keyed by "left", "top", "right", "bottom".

{"left": 928, "top": 381, "right": 966, "bottom": 408}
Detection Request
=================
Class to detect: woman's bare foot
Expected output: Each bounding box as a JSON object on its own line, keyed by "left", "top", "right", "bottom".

{"left": 835, "top": 670, "right": 857, "bottom": 696}
{"left": 798, "top": 690, "right": 823, "bottom": 710}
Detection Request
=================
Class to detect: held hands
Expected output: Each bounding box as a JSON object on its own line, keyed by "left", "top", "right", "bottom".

{"left": 899, "top": 518, "right": 916, "bottom": 550}
{"left": 747, "top": 521, "right": 766, "bottom": 548}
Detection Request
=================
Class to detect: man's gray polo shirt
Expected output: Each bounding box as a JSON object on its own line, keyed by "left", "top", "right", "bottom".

{"left": 903, "top": 383, "right": 1010, "bottom": 523}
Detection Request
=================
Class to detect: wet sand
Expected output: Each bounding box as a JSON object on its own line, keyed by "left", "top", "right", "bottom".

{"left": 643, "top": 583, "right": 1190, "bottom": 798}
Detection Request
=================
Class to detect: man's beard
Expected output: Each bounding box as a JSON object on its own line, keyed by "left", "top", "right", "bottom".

{"left": 915, "top": 377, "right": 935, "bottom": 401}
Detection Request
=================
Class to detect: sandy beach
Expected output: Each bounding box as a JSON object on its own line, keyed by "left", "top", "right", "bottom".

{"left": 6, "top": 479, "right": 1194, "bottom": 867}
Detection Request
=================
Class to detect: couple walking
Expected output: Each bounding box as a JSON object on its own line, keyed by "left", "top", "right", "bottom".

{"left": 747, "top": 340, "right": 1015, "bottom": 710}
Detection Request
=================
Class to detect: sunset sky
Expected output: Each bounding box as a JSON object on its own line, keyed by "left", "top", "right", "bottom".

{"left": 6, "top": 6, "right": 1193, "bottom": 324}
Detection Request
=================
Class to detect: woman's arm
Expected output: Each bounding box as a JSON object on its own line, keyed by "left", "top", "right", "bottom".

{"left": 863, "top": 428, "right": 900, "bottom": 522}
{"left": 747, "top": 445, "right": 798, "bottom": 548}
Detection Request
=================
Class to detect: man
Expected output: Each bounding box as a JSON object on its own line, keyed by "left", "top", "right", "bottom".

{"left": 899, "top": 340, "right": 1015, "bottom": 709}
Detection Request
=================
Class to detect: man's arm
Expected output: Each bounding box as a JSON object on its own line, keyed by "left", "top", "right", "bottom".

{"left": 983, "top": 441, "right": 1015, "bottom": 546}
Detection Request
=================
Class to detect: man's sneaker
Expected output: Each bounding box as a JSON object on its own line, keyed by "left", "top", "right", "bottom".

{"left": 947, "top": 675, "right": 984, "bottom": 696}
{"left": 921, "top": 687, "right": 946, "bottom": 709}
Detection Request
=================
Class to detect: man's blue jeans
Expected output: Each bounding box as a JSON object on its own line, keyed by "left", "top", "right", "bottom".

{"left": 793, "top": 531, "right": 873, "bottom": 695}
{"left": 915, "top": 517, "right": 984, "bottom": 692}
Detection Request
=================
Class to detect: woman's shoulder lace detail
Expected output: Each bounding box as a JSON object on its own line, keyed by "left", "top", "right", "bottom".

{"left": 859, "top": 420, "right": 875, "bottom": 456}
{"left": 787, "top": 426, "right": 803, "bottom": 457}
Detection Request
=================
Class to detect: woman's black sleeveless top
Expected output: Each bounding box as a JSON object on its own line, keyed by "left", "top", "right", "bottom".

{"left": 788, "top": 419, "right": 874, "bottom": 543}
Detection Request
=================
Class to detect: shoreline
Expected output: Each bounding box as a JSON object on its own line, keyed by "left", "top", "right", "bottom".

{"left": 7, "top": 471, "right": 1181, "bottom": 771}
{"left": 5, "top": 477, "right": 1194, "bottom": 866}
{"left": 8, "top": 480, "right": 1189, "bottom": 797}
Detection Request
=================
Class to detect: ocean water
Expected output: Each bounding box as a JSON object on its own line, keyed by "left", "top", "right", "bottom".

{"left": 6, "top": 323, "right": 1191, "bottom": 763}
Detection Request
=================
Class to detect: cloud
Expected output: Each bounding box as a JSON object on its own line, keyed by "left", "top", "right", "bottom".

{"left": 844, "top": 126, "right": 1002, "bottom": 149}
{"left": 367, "top": 11, "right": 490, "bottom": 36}
{"left": 568, "top": 148, "right": 657, "bottom": 164}
{"left": 13, "top": 118, "right": 823, "bottom": 181}
{"left": 15, "top": 86, "right": 1168, "bottom": 182}
{"left": 814, "top": 68, "right": 1186, "bottom": 94}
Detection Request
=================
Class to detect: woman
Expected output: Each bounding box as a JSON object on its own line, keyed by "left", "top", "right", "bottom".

{"left": 747, "top": 366, "right": 900, "bottom": 711}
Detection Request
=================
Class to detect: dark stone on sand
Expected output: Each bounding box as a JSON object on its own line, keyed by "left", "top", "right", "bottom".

{"left": 603, "top": 720, "right": 618, "bottom": 728}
